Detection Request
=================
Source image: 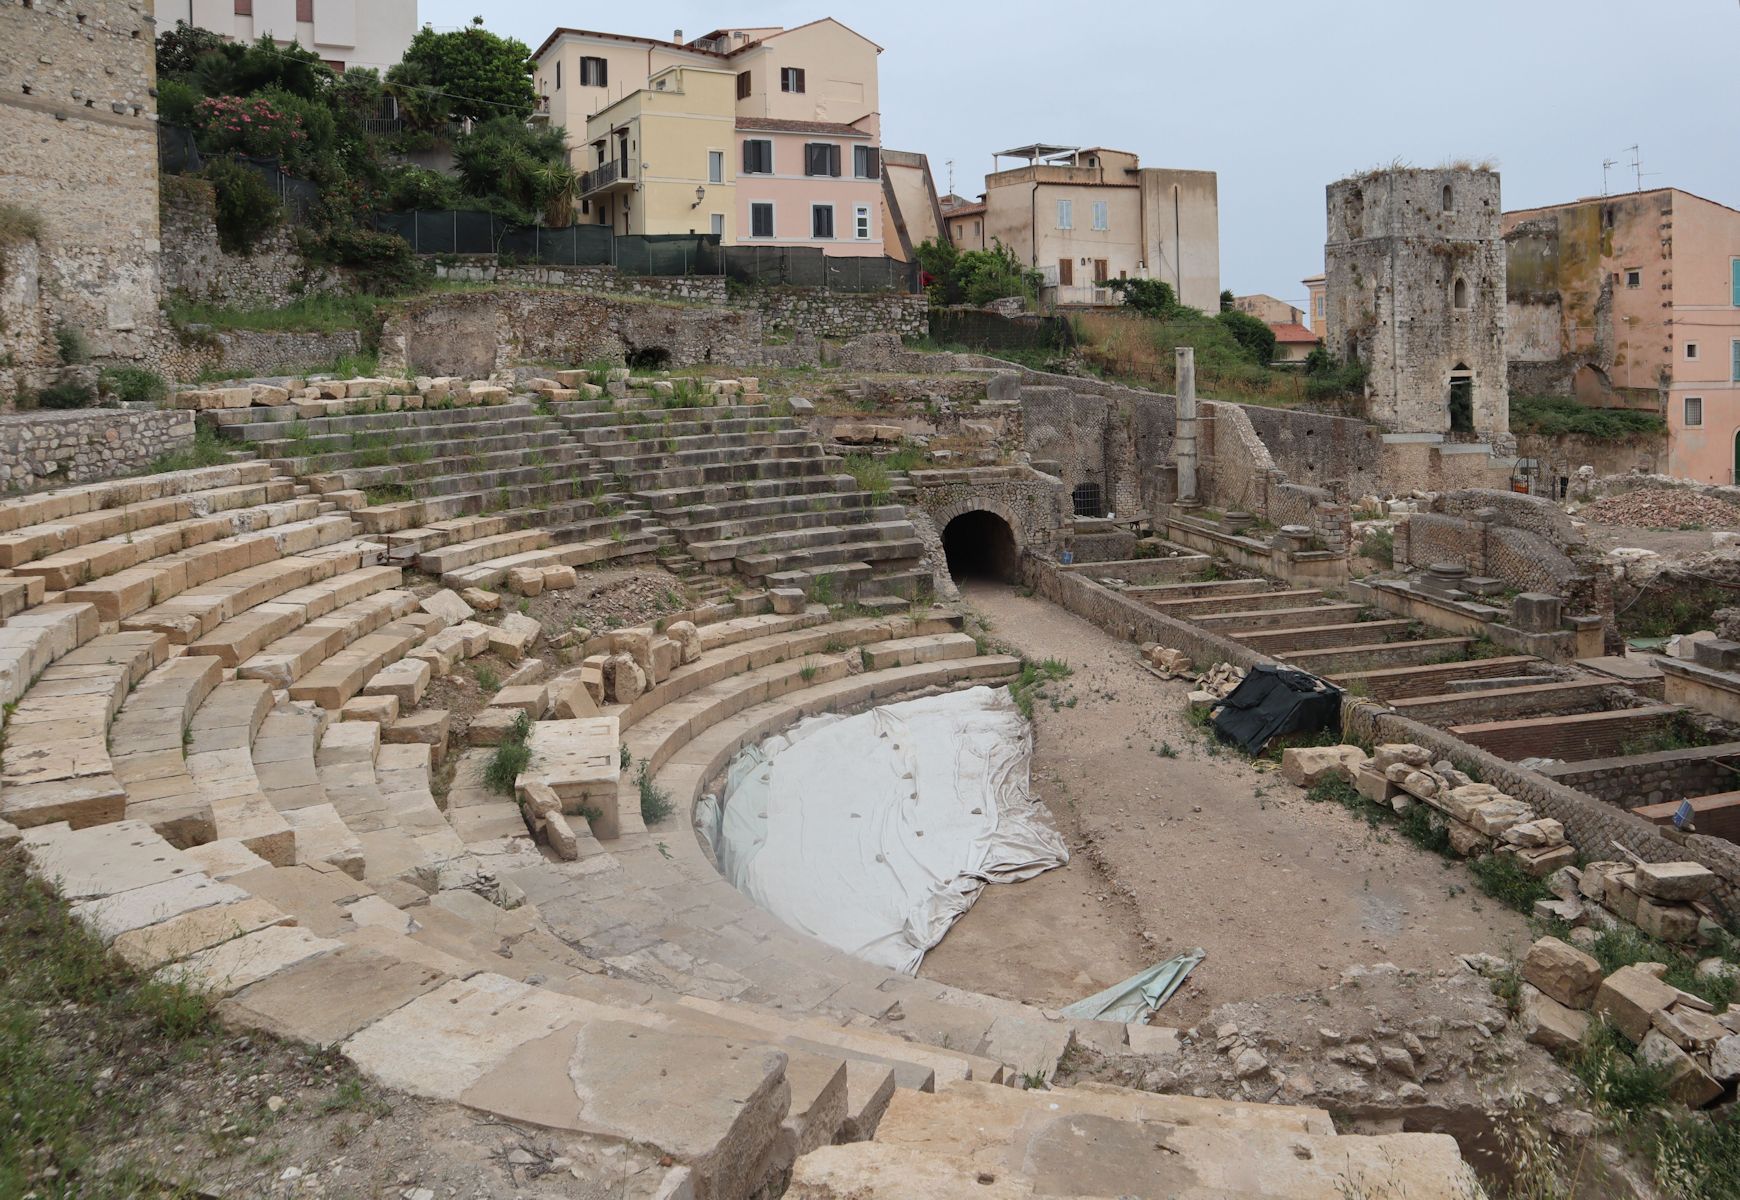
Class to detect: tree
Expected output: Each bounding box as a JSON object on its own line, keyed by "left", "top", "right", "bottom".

{"left": 912, "top": 238, "right": 1040, "bottom": 308}
{"left": 1215, "top": 308, "right": 1277, "bottom": 365}
{"left": 451, "top": 117, "right": 576, "bottom": 224}
{"left": 389, "top": 21, "right": 536, "bottom": 124}
{"left": 1219, "top": 288, "right": 1235, "bottom": 312}
{"left": 1103, "top": 277, "right": 1185, "bottom": 319}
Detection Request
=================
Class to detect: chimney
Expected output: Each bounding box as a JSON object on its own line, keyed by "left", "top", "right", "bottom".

{"left": 673, "top": 28, "right": 683, "bottom": 43}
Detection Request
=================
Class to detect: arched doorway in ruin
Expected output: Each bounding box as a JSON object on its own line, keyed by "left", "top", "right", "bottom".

{"left": 942, "top": 510, "right": 1022, "bottom": 583}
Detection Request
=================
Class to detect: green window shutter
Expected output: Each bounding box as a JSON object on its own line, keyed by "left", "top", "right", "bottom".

{"left": 1732, "top": 258, "right": 1740, "bottom": 306}
{"left": 1733, "top": 339, "right": 1740, "bottom": 383}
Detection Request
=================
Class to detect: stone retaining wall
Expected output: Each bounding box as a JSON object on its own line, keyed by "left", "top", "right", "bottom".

{"left": 432, "top": 261, "right": 727, "bottom": 305}
{"left": 751, "top": 290, "right": 927, "bottom": 341}
{"left": 0, "top": 408, "right": 194, "bottom": 488}
{"left": 376, "top": 289, "right": 763, "bottom": 378}
{"left": 147, "top": 329, "right": 364, "bottom": 383}
{"left": 160, "top": 177, "right": 347, "bottom": 308}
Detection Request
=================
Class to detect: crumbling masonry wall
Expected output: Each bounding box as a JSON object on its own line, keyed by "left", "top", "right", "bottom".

{"left": 1325, "top": 168, "right": 1508, "bottom": 436}
{"left": 159, "top": 177, "right": 347, "bottom": 309}
{"left": 0, "top": 1, "right": 161, "bottom": 363}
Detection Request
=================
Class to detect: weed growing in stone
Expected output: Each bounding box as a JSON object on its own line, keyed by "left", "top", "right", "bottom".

{"left": 637, "top": 761, "right": 674, "bottom": 824}
{"left": 483, "top": 711, "right": 532, "bottom": 795}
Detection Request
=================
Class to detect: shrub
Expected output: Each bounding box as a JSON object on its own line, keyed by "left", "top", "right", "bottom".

{"left": 99, "top": 367, "right": 167, "bottom": 405}
{"left": 1104, "top": 277, "right": 1186, "bottom": 319}
{"left": 1303, "top": 345, "right": 1368, "bottom": 403}
{"left": 54, "top": 324, "right": 89, "bottom": 365}
{"left": 200, "top": 157, "right": 281, "bottom": 255}
{"left": 915, "top": 237, "right": 1042, "bottom": 308}
{"left": 1214, "top": 308, "right": 1277, "bottom": 366}
{"left": 32, "top": 381, "right": 97, "bottom": 410}
{"left": 191, "top": 94, "right": 309, "bottom": 162}
{"left": 0, "top": 202, "right": 43, "bottom": 252}
{"left": 1510, "top": 394, "right": 1665, "bottom": 440}
{"left": 145, "top": 425, "right": 231, "bottom": 473}
{"left": 1359, "top": 527, "right": 1394, "bottom": 566}
{"left": 483, "top": 711, "right": 532, "bottom": 794}
{"left": 304, "top": 225, "right": 423, "bottom": 294}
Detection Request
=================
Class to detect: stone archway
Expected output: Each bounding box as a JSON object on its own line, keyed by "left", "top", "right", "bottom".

{"left": 941, "top": 510, "right": 1022, "bottom": 582}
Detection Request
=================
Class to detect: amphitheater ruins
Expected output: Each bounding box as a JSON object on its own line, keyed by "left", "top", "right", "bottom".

{"left": 8, "top": 7, "right": 1740, "bottom": 1199}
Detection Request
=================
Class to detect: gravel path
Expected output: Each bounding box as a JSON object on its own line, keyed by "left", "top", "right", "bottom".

{"left": 917, "top": 583, "right": 1531, "bottom": 1025}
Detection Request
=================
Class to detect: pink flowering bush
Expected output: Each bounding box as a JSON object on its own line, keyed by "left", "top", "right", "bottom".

{"left": 192, "top": 95, "right": 306, "bottom": 162}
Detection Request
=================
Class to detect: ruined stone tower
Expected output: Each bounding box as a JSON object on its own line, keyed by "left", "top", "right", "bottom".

{"left": 1324, "top": 167, "right": 1508, "bottom": 437}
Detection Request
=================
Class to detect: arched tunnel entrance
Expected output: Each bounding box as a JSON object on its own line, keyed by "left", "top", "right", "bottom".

{"left": 942, "top": 510, "right": 1021, "bottom": 583}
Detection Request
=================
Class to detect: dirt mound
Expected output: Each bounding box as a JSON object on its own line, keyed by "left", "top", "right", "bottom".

{"left": 1581, "top": 488, "right": 1740, "bottom": 529}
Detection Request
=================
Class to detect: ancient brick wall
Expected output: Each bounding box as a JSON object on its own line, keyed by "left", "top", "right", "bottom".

{"left": 1199, "top": 401, "right": 1279, "bottom": 516}
{"left": 1399, "top": 512, "right": 1582, "bottom": 594}
{"left": 1545, "top": 744, "right": 1740, "bottom": 809}
{"left": 0, "top": 1, "right": 161, "bottom": 361}
{"left": 159, "top": 178, "right": 346, "bottom": 308}
{"left": 0, "top": 408, "right": 193, "bottom": 488}
{"left": 1240, "top": 405, "right": 1384, "bottom": 498}
{"left": 1457, "top": 710, "right": 1671, "bottom": 762}
{"left": 1434, "top": 488, "right": 1583, "bottom": 545}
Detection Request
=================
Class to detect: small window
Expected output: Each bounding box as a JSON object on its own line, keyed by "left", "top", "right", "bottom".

{"left": 972, "top": 219, "right": 980, "bottom": 237}
{"left": 1625, "top": 268, "right": 1641, "bottom": 289}
{"left": 854, "top": 205, "right": 871, "bottom": 240}
{"left": 708, "top": 151, "right": 723, "bottom": 184}
{"left": 853, "top": 145, "right": 879, "bottom": 179}
{"left": 296, "top": 0, "right": 312, "bottom": 20}
{"left": 812, "top": 204, "right": 835, "bottom": 239}
{"left": 1442, "top": 184, "right": 1453, "bottom": 212}
{"left": 804, "top": 142, "right": 841, "bottom": 177}
{"left": 781, "top": 67, "right": 805, "bottom": 93}
{"left": 1093, "top": 259, "right": 1109, "bottom": 284}
{"left": 1092, "top": 201, "right": 1108, "bottom": 231}
{"left": 710, "top": 213, "right": 724, "bottom": 238}
{"left": 742, "top": 139, "right": 772, "bottom": 175}
{"left": 1057, "top": 199, "right": 1073, "bottom": 230}
{"left": 1453, "top": 277, "right": 1469, "bottom": 309}
{"left": 750, "top": 203, "right": 774, "bottom": 239}
{"left": 234, "top": 0, "right": 251, "bottom": 12}
{"left": 554, "top": 61, "right": 561, "bottom": 90}
{"left": 1685, "top": 396, "right": 1704, "bottom": 427}
{"left": 736, "top": 71, "right": 751, "bottom": 100}
{"left": 1732, "top": 258, "right": 1740, "bottom": 307}
{"left": 1687, "top": 343, "right": 1699, "bottom": 360}
{"left": 1733, "top": 339, "right": 1740, "bottom": 382}
{"left": 579, "top": 56, "right": 608, "bottom": 87}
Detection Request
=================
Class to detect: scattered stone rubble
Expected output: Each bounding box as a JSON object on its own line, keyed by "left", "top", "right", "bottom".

{"left": 1352, "top": 743, "right": 1578, "bottom": 878}
{"left": 1187, "top": 662, "right": 1244, "bottom": 707}
{"left": 1579, "top": 488, "right": 1740, "bottom": 529}
{"left": 1517, "top": 932, "right": 1740, "bottom": 1109}
{"left": 1138, "top": 643, "right": 1193, "bottom": 679}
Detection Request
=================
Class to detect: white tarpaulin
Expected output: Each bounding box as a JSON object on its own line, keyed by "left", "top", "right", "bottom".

{"left": 696, "top": 685, "right": 1068, "bottom": 974}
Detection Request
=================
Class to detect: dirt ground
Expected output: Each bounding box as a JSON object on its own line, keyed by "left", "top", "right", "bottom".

{"left": 1577, "top": 520, "right": 1717, "bottom": 561}
{"left": 918, "top": 582, "right": 1532, "bottom": 1026}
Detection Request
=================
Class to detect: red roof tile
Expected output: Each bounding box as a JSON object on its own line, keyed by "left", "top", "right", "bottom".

{"left": 735, "top": 116, "right": 872, "bottom": 138}
{"left": 1269, "top": 322, "right": 1319, "bottom": 344}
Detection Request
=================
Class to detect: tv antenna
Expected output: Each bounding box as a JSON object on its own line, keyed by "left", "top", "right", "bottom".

{"left": 1601, "top": 157, "right": 1618, "bottom": 196}
{"left": 945, "top": 159, "right": 955, "bottom": 195}
{"left": 1626, "top": 145, "right": 1659, "bottom": 192}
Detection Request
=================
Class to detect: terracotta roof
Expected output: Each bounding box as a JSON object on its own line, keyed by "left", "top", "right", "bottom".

{"left": 735, "top": 116, "right": 872, "bottom": 138}
{"left": 943, "top": 202, "right": 985, "bottom": 218}
{"left": 1269, "top": 322, "right": 1319, "bottom": 344}
{"left": 532, "top": 27, "right": 723, "bottom": 62}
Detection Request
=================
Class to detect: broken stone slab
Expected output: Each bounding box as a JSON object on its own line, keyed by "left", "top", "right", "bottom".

{"left": 460, "top": 587, "right": 500, "bottom": 613}
{"left": 1522, "top": 936, "right": 1602, "bottom": 1009}
{"left": 1507, "top": 843, "right": 1578, "bottom": 878}
{"left": 1652, "top": 1004, "right": 1730, "bottom": 1053}
{"left": 1637, "top": 1029, "right": 1723, "bottom": 1107}
{"left": 419, "top": 589, "right": 473, "bottom": 627}
{"left": 1711, "top": 1034, "right": 1740, "bottom": 1083}
{"left": 1279, "top": 745, "right": 1368, "bottom": 789}
{"left": 1519, "top": 984, "right": 1589, "bottom": 1052}
{"left": 1633, "top": 861, "right": 1716, "bottom": 903}
{"left": 548, "top": 669, "right": 600, "bottom": 719}
{"left": 1468, "top": 798, "right": 1534, "bottom": 837}
{"left": 505, "top": 567, "right": 545, "bottom": 597}
{"left": 769, "top": 587, "right": 806, "bottom": 616}
{"left": 604, "top": 653, "right": 646, "bottom": 704}
{"left": 665, "top": 620, "right": 702, "bottom": 665}
{"left": 1502, "top": 818, "right": 1565, "bottom": 849}
{"left": 1436, "top": 783, "right": 1503, "bottom": 823}
{"left": 540, "top": 565, "right": 577, "bottom": 592}
{"left": 489, "top": 613, "right": 542, "bottom": 663}
{"left": 1372, "top": 744, "right": 1432, "bottom": 772}
{"left": 468, "top": 706, "right": 524, "bottom": 747}
{"left": 1353, "top": 766, "right": 1397, "bottom": 806}
{"left": 1635, "top": 896, "right": 1699, "bottom": 944}
{"left": 1595, "top": 965, "right": 1681, "bottom": 1043}
{"left": 490, "top": 684, "right": 549, "bottom": 720}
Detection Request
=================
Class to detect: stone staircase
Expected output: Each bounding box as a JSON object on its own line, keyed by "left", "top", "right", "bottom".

{"left": 548, "top": 390, "right": 929, "bottom": 602}
{"left": 0, "top": 429, "right": 1482, "bottom": 1198}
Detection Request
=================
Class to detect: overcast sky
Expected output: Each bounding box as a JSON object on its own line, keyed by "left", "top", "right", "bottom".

{"left": 423, "top": 0, "right": 1740, "bottom": 310}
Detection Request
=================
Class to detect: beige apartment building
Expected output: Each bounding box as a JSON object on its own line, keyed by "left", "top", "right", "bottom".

{"left": 166, "top": 0, "right": 417, "bottom": 72}
{"left": 968, "top": 145, "right": 1219, "bottom": 310}
{"left": 1233, "top": 294, "right": 1302, "bottom": 325}
{"left": 1503, "top": 188, "right": 1740, "bottom": 484}
{"left": 1302, "top": 273, "right": 1327, "bottom": 337}
{"left": 582, "top": 66, "right": 738, "bottom": 241}
{"left": 537, "top": 19, "right": 887, "bottom": 253}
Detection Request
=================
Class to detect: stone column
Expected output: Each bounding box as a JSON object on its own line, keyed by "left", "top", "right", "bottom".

{"left": 1174, "top": 346, "right": 1199, "bottom": 508}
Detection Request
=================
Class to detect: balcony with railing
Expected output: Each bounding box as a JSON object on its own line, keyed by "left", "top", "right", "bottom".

{"left": 530, "top": 95, "right": 552, "bottom": 124}
{"left": 581, "top": 158, "right": 635, "bottom": 198}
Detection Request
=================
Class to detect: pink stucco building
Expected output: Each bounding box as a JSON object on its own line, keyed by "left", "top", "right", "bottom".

{"left": 1505, "top": 188, "right": 1740, "bottom": 485}
{"left": 734, "top": 116, "right": 883, "bottom": 254}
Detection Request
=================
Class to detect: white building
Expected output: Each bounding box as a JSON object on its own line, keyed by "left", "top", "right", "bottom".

{"left": 163, "top": 0, "right": 418, "bottom": 73}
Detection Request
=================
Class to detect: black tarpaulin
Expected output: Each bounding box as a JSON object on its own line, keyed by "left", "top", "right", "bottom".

{"left": 1210, "top": 664, "right": 1342, "bottom": 755}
